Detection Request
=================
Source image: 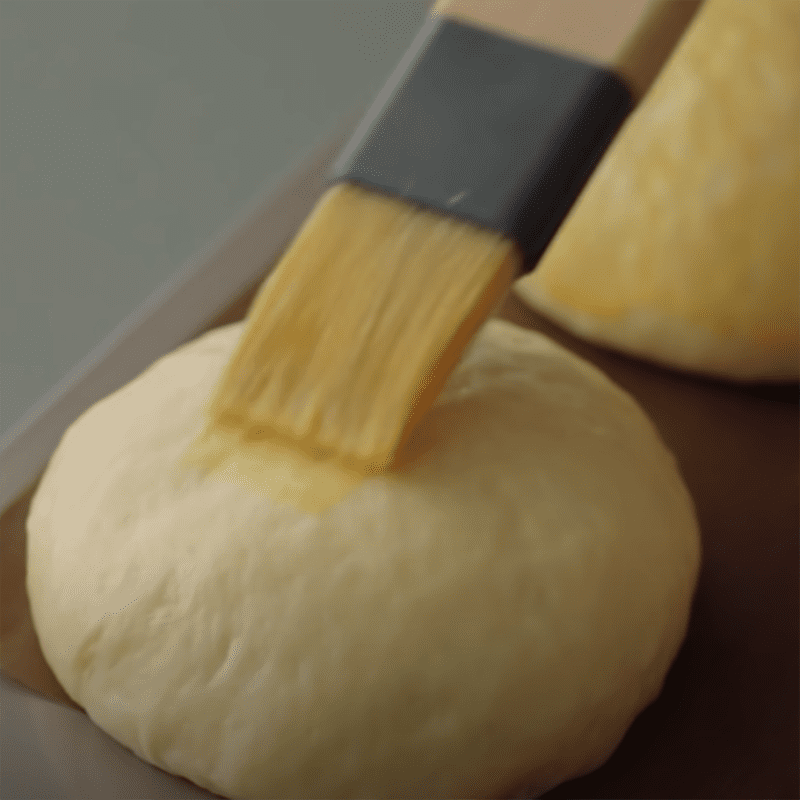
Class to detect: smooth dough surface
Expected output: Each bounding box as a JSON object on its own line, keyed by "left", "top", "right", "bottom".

{"left": 28, "top": 320, "right": 700, "bottom": 799}
{"left": 515, "top": 0, "right": 799, "bottom": 382}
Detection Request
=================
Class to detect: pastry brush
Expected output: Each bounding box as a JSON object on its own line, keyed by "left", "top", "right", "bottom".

{"left": 205, "top": 0, "right": 703, "bottom": 474}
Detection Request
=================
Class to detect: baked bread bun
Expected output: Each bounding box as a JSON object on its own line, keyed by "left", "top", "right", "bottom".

{"left": 27, "top": 320, "right": 700, "bottom": 798}
{"left": 515, "top": 0, "right": 799, "bottom": 382}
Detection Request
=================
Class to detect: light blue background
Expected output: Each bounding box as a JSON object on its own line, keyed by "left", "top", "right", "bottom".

{"left": 1, "top": 0, "right": 429, "bottom": 440}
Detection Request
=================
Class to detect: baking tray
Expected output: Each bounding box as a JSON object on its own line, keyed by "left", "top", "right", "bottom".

{"left": 1, "top": 128, "right": 798, "bottom": 798}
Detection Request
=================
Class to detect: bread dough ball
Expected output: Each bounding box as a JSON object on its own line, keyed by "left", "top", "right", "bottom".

{"left": 515, "top": 0, "right": 799, "bottom": 382}
{"left": 27, "top": 320, "right": 700, "bottom": 798}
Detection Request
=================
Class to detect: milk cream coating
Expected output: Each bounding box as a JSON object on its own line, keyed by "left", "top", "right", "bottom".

{"left": 27, "top": 320, "right": 700, "bottom": 798}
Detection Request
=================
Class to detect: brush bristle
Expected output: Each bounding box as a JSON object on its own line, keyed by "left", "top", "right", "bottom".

{"left": 208, "top": 183, "right": 519, "bottom": 472}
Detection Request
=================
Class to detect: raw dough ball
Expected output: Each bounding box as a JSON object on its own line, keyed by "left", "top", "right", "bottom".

{"left": 515, "top": 0, "right": 799, "bottom": 382}
{"left": 27, "top": 320, "right": 700, "bottom": 798}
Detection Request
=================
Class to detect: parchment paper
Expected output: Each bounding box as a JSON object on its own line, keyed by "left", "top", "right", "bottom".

{"left": 2, "top": 288, "right": 798, "bottom": 798}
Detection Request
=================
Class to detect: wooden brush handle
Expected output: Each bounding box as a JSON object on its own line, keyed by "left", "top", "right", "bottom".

{"left": 431, "top": 0, "right": 704, "bottom": 100}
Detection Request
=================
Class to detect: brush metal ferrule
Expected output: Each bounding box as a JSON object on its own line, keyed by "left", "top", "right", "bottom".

{"left": 331, "top": 17, "right": 633, "bottom": 272}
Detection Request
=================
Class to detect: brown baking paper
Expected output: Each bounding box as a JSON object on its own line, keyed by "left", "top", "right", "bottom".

{"left": 2, "top": 289, "right": 798, "bottom": 798}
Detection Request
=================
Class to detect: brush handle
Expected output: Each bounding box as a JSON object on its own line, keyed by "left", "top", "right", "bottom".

{"left": 333, "top": 1, "right": 703, "bottom": 270}
{"left": 613, "top": 1, "right": 704, "bottom": 99}
{"left": 432, "top": 0, "right": 703, "bottom": 100}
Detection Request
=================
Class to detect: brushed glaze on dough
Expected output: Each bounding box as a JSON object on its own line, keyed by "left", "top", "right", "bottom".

{"left": 27, "top": 320, "right": 700, "bottom": 798}
{"left": 516, "top": 0, "right": 799, "bottom": 381}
